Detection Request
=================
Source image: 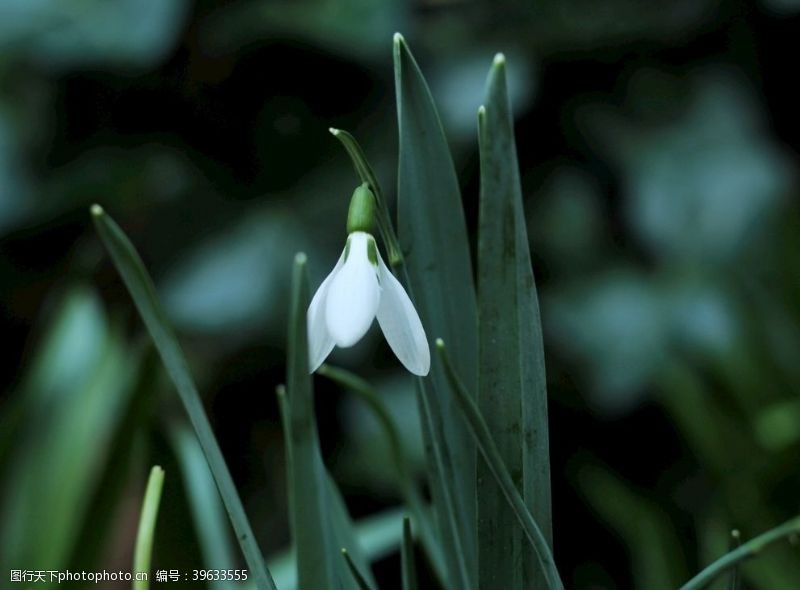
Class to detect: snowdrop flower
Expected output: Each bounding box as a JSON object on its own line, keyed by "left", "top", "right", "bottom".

{"left": 308, "top": 184, "right": 430, "bottom": 376}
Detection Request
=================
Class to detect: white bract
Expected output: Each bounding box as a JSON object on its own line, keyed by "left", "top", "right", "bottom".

{"left": 307, "top": 231, "right": 430, "bottom": 376}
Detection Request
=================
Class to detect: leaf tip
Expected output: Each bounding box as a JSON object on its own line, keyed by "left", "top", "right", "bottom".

{"left": 276, "top": 384, "right": 287, "bottom": 398}
{"left": 435, "top": 338, "right": 445, "bottom": 349}
{"left": 393, "top": 32, "right": 405, "bottom": 46}
{"left": 294, "top": 252, "right": 307, "bottom": 267}
{"left": 90, "top": 203, "right": 104, "bottom": 218}
{"left": 329, "top": 127, "right": 341, "bottom": 136}
{"left": 493, "top": 52, "right": 506, "bottom": 67}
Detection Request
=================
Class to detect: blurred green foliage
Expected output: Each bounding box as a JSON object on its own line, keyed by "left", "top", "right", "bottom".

{"left": 2, "top": 0, "right": 800, "bottom": 588}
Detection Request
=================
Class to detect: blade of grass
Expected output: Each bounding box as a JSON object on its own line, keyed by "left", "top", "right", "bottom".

{"left": 170, "top": 424, "right": 237, "bottom": 590}
{"left": 282, "top": 253, "right": 376, "bottom": 590}
{"left": 394, "top": 32, "right": 478, "bottom": 589}
{"left": 679, "top": 516, "right": 800, "bottom": 590}
{"left": 90, "top": 205, "right": 276, "bottom": 590}
{"left": 133, "top": 466, "right": 165, "bottom": 590}
{"left": 317, "top": 363, "right": 445, "bottom": 581}
{"left": 402, "top": 517, "right": 418, "bottom": 590}
{"left": 477, "top": 54, "right": 553, "bottom": 589}
{"left": 436, "top": 339, "right": 564, "bottom": 590}
{"left": 729, "top": 530, "right": 742, "bottom": 590}
{"left": 342, "top": 549, "right": 377, "bottom": 590}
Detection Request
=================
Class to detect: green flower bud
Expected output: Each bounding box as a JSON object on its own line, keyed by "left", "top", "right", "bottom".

{"left": 346, "top": 183, "right": 377, "bottom": 234}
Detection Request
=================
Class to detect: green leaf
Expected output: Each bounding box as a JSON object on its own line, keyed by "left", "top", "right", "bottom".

{"left": 90, "top": 205, "right": 276, "bottom": 590}
{"left": 170, "top": 425, "right": 238, "bottom": 590}
{"left": 267, "top": 507, "right": 406, "bottom": 590}
{"left": 317, "top": 364, "right": 445, "bottom": 582}
{"left": 402, "top": 517, "right": 419, "bottom": 590}
{"left": 281, "top": 254, "right": 376, "bottom": 590}
{"left": 393, "top": 32, "right": 478, "bottom": 589}
{"left": 476, "top": 54, "right": 553, "bottom": 588}
{"left": 133, "top": 466, "right": 165, "bottom": 590}
{"left": 342, "top": 549, "right": 377, "bottom": 590}
{"left": 729, "top": 530, "right": 742, "bottom": 590}
{"left": 436, "top": 340, "right": 564, "bottom": 590}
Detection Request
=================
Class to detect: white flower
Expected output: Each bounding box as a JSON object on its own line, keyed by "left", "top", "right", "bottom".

{"left": 307, "top": 231, "right": 430, "bottom": 376}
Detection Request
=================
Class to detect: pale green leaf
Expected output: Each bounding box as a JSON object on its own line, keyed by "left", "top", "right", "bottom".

{"left": 133, "top": 466, "right": 165, "bottom": 590}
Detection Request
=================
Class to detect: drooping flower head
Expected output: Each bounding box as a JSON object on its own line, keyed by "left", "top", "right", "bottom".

{"left": 308, "top": 184, "right": 430, "bottom": 375}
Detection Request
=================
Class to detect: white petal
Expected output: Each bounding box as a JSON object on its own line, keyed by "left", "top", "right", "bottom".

{"left": 307, "top": 253, "right": 344, "bottom": 372}
{"left": 376, "top": 256, "right": 430, "bottom": 376}
{"left": 325, "top": 232, "right": 380, "bottom": 347}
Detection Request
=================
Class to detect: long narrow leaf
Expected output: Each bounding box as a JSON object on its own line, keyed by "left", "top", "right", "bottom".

{"left": 267, "top": 507, "right": 406, "bottom": 590}
{"left": 477, "top": 54, "right": 553, "bottom": 588}
{"left": 317, "top": 364, "right": 444, "bottom": 581}
{"left": 394, "top": 32, "right": 478, "bottom": 589}
{"left": 342, "top": 549, "right": 377, "bottom": 590}
{"left": 282, "top": 254, "right": 376, "bottom": 590}
{"left": 729, "top": 530, "right": 742, "bottom": 590}
{"left": 133, "top": 466, "right": 165, "bottom": 590}
{"left": 402, "top": 517, "right": 419, "bottom": 590}
{"left": 90, "top": 205, "right": 276, "bottom": 590}
{"left": 170, "top": 425, "right": 238, "bottom": 590}
{"left": 436, "top": 339, "right": 564, "bottom": 590}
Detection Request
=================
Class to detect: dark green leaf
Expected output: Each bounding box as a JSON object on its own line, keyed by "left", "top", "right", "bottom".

{"left": 342, "top": 549, "right": 377, "bottom": 590}
{"left": 477, "top": 54, "right": 552, "bottom": 588}
{"left": 90, "top": 205, "right": 276, "bottom": 590}
{"left": 394, "top": 32, "right": 478, "bottom": 589}
{"left": 267, "top": 507, "right": 405, "bottom": 590}
{"left": 282, "top": 254, "right": 376, "bottom": 590}
{"left": 170, "top": 425, "right": 238, "bottom": 590}
{"left": 436, "top": 340, "right": 564, "bottom": 590}
{"left": 729, "top": 529, "right": 742, "bottom": 590}
{"left": 402, "top": 517, "right": 419, "bottom": 590}
{"left": 317, "top": 364, "right": 444, "bottom": 582}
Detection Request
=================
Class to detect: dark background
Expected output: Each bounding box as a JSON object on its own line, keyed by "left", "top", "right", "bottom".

{"left": 2, "top": 0, "right": 800, "bottom": 588}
